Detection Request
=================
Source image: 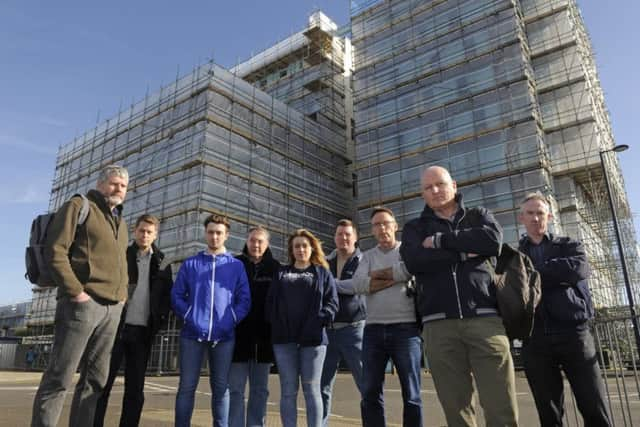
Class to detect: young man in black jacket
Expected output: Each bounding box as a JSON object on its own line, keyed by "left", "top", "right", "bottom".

{"left": 400, "top": 166, "right": 517, "bottom": 427}
{"left": 229, "top": 226, "right": 280, "bottom": 427}
{"left": 518, "top": 192, "right": 611, "bottom": 427}
{"left": 94, "top": 214, "right": 173, "bottom": 427}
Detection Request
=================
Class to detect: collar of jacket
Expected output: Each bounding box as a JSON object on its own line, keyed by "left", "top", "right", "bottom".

{"left": 87, "top": 189, "right": 123, "bottom": 216}
{"left": 127, "top": 242, "right": 164, "bottom": 285}
{"left": 419, "top": 192, "right": 465, "bottom": 221}
{"left": 325, "top": 247, "right": 362, "bottom": 262}
{"left": 519, "top": 232, "right": 557, "bottom": 248}
{"left": 128, "top": 241, "right": 164, "bottom": 262}
{"left": 239, "top": 245, "right": 275, "bottom": 264}
{"left": 197, "top": 250, "right": 234, "bottom": 261}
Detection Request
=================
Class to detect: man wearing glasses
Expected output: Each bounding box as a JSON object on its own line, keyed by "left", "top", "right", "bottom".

{"left": 350, "top": 206, "right": 422, "bottom": 427}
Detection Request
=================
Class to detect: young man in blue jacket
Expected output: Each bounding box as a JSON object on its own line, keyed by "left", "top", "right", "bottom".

{"left": 518, "top": 192, "right": 611, "bottom": 427}
{"left": 171, "top": 214, "right": 251, "bottom": 427}
{"left": 400, "top": 166, "right": 517, "bottom": 427}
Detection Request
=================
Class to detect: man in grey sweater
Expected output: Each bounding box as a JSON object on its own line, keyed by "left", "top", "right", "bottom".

{"left": 349, "top": 206, "right": 422, "bottom": 427}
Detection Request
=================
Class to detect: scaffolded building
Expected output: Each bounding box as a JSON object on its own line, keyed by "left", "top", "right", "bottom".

{"left": 27, "top": 13, "right": 354, "bottom": 360}
{"left": 350, "top": 0, "right": 639, "bottom": 310}
{"left": 28, "top": 2, "right": 639, "bottom": 368}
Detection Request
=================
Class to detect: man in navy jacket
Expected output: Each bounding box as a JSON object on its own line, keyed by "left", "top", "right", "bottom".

{"left": 171, "top": 214, "right": 251, "bottom": 427}
{"left": 400, "top": 166, "right": 517, "bottom": 427}
{"left": 320, "top": 219, "right": 365, "bottom": 426}
{"left": 518, "top": 192, "right": 611, "bottom": 427}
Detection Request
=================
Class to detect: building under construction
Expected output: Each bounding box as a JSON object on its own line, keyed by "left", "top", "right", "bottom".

{"left": 27, "top": 12, "right": 354, "bottom": 361}
{"left": 26, "top": 1, "right": 639, "bottom": 369}
{"left": 350, "top": 0, "right": 639, "bottom": 310}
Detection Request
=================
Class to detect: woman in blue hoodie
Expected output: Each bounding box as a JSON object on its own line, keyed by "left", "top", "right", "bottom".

{"left": 267, "top": 229, "right": 339, "bottom": 427}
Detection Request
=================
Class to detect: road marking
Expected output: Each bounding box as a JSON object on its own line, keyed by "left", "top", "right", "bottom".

{"left": 0, "top": 386, "right": 38, "bottom": 391}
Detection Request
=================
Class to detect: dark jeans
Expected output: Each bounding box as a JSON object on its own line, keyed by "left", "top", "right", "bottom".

{"left": 523, "top": 329, "right": 612, "bottom": 427}
{"left": 94, "top": 324, "right": 152, "bottom": 427}
{"left": 361, "top": 323, "right": 422, "bottom": 427}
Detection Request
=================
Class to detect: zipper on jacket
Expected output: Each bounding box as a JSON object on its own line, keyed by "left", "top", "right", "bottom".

{"left": 208, "top": 255, "right": 216, "bottom": 341}
{"left": 452, "top": 265, "right": 463, "bottom": 319}
{"left": 449, "top": 210, "right": 466, "bottom": 319}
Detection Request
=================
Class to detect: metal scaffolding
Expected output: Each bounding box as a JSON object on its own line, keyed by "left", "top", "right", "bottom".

{"left": 27, "top": 13, "right": 354, "bottom": 345}
{"left": 350, "top": 0, "right": 639, "bottom": 312}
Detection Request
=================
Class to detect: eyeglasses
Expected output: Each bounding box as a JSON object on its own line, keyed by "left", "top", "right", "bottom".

{"left": 372, "top": 220, "right": 395, "bottom": 229}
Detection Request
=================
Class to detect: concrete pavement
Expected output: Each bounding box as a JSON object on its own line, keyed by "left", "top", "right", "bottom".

{"left": 0, "top": 370, "right": 637, "bottom": 426}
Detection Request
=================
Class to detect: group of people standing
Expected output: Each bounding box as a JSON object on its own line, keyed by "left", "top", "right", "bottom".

{"left": 30, "top": 163, "right": 612, "bottom": 427}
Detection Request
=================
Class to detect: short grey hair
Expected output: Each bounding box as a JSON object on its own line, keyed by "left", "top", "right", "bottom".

{"left": 248, "top": 225, "right": 270, "bottom": 241}
{"left": 97, "top": 164, "right": 129, "bottom": 183}
{"left": 520, "top": 192, "right": 550, "bottom": 210}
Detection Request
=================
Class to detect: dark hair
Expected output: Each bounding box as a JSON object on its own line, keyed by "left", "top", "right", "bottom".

{"left": 336, "top": 219, "right": 357, "bottom": 234}
{"left": 135, "top": 214, "right": 160, "bottom": 229}
{"left": 203, "top": 214, "right": 230, "bottom": 231}
{"left": 370, "top": 206, "right": 395, "bottom": 219}
{"left": 287, "top": 229, "right": 329, "bottom": 269}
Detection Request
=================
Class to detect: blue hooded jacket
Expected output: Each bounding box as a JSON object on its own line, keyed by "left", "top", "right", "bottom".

{"left": 171, "top": 251, "right": 251, "bottom": 342}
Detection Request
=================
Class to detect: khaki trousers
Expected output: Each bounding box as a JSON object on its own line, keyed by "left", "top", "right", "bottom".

{"left": 422, "top": 316, "right": 518, "bottom": 427}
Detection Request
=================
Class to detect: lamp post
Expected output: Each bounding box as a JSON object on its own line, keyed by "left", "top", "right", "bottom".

{"left": 599, "top": 144, "right": 640, "bottom": 357}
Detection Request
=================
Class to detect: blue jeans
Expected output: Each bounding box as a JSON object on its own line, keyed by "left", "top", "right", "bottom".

{"left": 228, "top": 361, "right": 271, "bottom": 427}
{"left": 273, "top": 344, "right": 327, "bottom": 427}
{"left": 320, "top": 321, "right": 364, "bottom": 426}
{"left": 175, "top": 337, "right": 234, "bottom": 427}
{"left": 361, "top": 323, "right": 422, "bottom": 427}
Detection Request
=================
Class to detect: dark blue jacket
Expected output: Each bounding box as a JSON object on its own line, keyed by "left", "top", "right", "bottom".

{"left": 267, "top": 264, "right": 339, "bottom": 346}
{"left": 400, "top": 195, "right": 503, "bottom": 323}
{"left": 519, "top": 234, "right": 594, "bottom": 334}
{"left": 171, "top": 251, "right": 251, "bottom": 342}
{"left": 233, "top": 247, "right": 280, "bottom": 363}
{"left": 327, "top": 248, "right": 366, "bottom": 323}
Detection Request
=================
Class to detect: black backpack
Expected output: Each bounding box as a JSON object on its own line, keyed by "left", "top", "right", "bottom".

{"left": 493, "top": 243, "right": 542, "bottom": 340}
{"left": 25, "top": 194, "right": 90, "bottom": 287}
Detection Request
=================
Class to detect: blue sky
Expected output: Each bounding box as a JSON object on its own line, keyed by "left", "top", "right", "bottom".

{"left": 1, "top": 1, "right": 638, "bottom": 304}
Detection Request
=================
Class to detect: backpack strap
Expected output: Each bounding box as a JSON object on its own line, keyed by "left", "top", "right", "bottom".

{"left": 73, "top": 194, "right": 90, "bottom": 225}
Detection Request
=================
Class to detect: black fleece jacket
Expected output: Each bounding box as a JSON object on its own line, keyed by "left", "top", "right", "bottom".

{"left": 125, "top": 242, "right": 173, "bottom": 336}
{"left": 233, "top": 247, "right": 280, "bottom": 363}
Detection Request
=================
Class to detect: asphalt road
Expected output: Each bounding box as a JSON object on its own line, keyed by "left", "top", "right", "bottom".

{"left": 0, "top": 371, "right": 637, "bottom": 426}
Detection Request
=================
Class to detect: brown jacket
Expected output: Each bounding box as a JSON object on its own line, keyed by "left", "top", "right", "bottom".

{"left": 45, "top": 189, "right": 129, "bottom": 302}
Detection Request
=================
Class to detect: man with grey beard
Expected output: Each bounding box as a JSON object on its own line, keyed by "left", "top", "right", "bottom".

{"left": 31, "top": 165, "right": 130, "bottom": 427}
